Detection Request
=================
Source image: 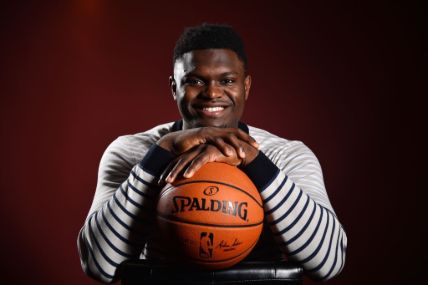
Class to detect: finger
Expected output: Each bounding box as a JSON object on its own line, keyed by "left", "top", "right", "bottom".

{"left": 233, "top": 128, "right": 259, "bottom": 149}
{"left": 159, "top": 161, "right": 176, "bottom": 185}
{"left": 211, "top": 137, "right": 235, "bottom": 157}
{"left": 163, "top": 159, "right": 182, "bottom": 184}
{"left": 212, "top": 127, "right": 258, "bottom": 150}
{"left": 165, "top": 158, "right": 189, "bottom": 183}
{"left": 223, "top": 133, "right": 246, "bottom": 159}
{"left": 179, "top": 128, "right": 208, "bottom": 153}
{"left": 165, "top": 147, "right": 202, "bottom": 183}
{"left": 183, "top": 147, "right": 218, "bottom": 178}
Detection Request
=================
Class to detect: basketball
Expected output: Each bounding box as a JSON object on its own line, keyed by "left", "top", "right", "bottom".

{"left": 156, "top": 162, "right": 264, "bottom": 270}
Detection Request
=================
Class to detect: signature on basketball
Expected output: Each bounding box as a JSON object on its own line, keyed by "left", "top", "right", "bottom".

{"left": 215, "top": 238, "right": 243, "bottom": 251}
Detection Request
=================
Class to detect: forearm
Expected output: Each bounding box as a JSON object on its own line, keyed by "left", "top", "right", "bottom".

{"left": 241, "top": 152, "right": 347, "bottom": 281}
{"left": 78, "top": 145, "right": 174, "bottom": 283}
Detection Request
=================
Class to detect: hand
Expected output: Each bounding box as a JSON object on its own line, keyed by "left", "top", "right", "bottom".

{"left": 157, "top": 127, "right": 259, "bottom": 159}
{"left": 161, "top": 141, "right": 259, "bottom": 184}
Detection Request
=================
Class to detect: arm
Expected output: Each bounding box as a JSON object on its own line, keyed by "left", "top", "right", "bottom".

{"left": 157, "top": 126, "right": 258, "bottom": 182}
{"left": 77, "top": 139, "right": 174, "bottom": 283}
{"left": 240, "top": 143, "right": 347, "bottom": 281}
{"left": 78, "top": 127, "right": 256, "bottom": 283}
{"left": 154, "top": 127, "right": 346, "bottom": 280}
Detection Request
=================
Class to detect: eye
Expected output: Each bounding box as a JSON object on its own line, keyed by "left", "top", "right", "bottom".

{"left": 185, "top": 78, "right": 204, "bottom": 86}
{"left": 220, "top": 78, "right": 236, "bottom": 85}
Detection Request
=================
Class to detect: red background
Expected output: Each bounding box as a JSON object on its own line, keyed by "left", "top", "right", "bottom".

{"left": 0, "top": 1, "right": 424, "bottom": 284}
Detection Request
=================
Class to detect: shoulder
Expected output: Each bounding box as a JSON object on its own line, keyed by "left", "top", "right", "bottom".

{"left": 248, "top": 125, "right": 320, "bottom": 170}
{"left": 103, "top": 122, "right": 175, "bottom": 165}
{"left": 248, "top": 125, "right": 333, "bottom": 209}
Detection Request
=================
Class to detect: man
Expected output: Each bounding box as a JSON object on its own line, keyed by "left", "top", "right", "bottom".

{"left": 78, "top": 23, "right": 347, "bottom": 283}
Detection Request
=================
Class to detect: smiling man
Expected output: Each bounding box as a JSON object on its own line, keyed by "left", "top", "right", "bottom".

{"left": 172, "top": 48, "right": 249, "bottom": 129}
{"left": 78, "top": 23, "right": 347, "bottom": 283}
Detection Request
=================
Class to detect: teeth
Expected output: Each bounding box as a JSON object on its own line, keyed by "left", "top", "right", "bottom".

{"left": 203, "top": 107, "right": 224, "bottom": 112}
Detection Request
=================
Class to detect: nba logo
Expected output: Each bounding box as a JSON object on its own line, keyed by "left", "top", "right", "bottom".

{"left": 199, "top": 232, "right": 214, "bottom": 258}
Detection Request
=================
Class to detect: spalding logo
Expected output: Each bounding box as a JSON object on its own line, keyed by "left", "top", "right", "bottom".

{"left": 171, "top": 185, "right": 248, "bottom": 221}
{"left": 203, "top": 186, "right": 219, "bottom": 196}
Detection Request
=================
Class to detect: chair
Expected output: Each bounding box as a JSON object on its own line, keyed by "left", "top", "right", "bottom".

{"left": 120, "top": 260, "right": 303, "bottom": 285}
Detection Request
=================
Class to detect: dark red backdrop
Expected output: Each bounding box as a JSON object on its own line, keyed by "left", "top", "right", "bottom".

{"left": 0, "top": 1, "right": 424, "bottom": 285}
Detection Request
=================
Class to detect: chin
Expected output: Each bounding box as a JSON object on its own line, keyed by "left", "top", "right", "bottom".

{"left": 189, "top": 119, "right": 236, "bottom": 129}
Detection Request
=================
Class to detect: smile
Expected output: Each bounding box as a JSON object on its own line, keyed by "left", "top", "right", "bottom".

{"left": 195, "top": 105, "right": 228, "bottom": 118}
{"left": 203, "top": 106, "right": 225, "bottom": 112}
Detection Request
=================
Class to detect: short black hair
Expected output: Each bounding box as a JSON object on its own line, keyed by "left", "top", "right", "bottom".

{"left": 173, "top": 23, "right": 248, "bottom": 70}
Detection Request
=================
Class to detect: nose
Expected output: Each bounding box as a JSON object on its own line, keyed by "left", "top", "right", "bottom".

{"left": 203, "top": 81, "right": 222, "bottom": 99}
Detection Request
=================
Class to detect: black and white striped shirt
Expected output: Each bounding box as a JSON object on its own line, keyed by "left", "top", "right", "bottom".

{"left": 78, "top": 121, "right": 347, "bottom": 283}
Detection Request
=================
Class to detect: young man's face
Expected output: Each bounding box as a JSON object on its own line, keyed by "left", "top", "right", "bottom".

{"left": 171, "top": 49, "right": 251, "bottom": 129}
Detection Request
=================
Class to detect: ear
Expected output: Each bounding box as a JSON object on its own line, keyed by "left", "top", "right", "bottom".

{"left": 169, "top": 76, "right": 177, "bottom": 100}
{"left": 244, "top": 75, "right": 251, "bottom": 100}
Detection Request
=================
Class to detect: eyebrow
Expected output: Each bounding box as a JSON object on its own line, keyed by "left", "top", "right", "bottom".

{"left": 185, "top": 71, "right": 240, "bottom": 77}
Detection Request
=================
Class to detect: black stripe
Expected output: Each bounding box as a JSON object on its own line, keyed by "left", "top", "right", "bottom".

{"left": 88, "top": 215, "right": 120, "bottom": 267}
{"left": 320, "top": 204, "right": 338, "bottom": 219}
{"left": 94, "top": 211, "right": 134, "bottom": 258}
{"left": 119, "top": 184, "right": 145, "bottom": 210}
{"left": 299, "top": 211, "right": 330, "bottom": 263}
{"left": 307, "top": 213, "right": 336, "bottom": 271}
{"left": 264, "top": 176, "right": 288, "bottom": 204}
{"left": 283, "top": 199, "right": 317, "bottom": 246}
{"left": 157, "top": 214, "right": 263, "bottom": 228}
{"left": 339, "top": 237, "right": 346, "bottom": 273}
{"left": 321, "top": 231, "right": 341, "bottom": 281}
{"left": 128, "top": 176, "right": 154, "bottom": 199}
{"left": 265, "top": 183, "right": 295, "bottom": 216}
{"left": 131, "top": 170, "right": 155, "bottom": 188}
{"left": 113, "top": 194, "right": 145, "bottom": 224}
{"left": 309, "top": 216, "right": 337, "bottom": 272}
{"left": 172, "top": 179, "right": 263, "bottom": 208}
{"left": 274, "top": 193, "right": 309, "bottom": 235}
{"left": 288, "top": 204, "right": 324, "bottom": 256}
{"left": 104, "top": 203, "right": 143, "bottom": 247}
{"left": 107, "top": 200, "right": 150, "bottom": 236}
{"left": 107, "top": 201, "right": 135, "bottom": 231}
{"left": 86, "top": 241, "right": 115, "bottom": 280}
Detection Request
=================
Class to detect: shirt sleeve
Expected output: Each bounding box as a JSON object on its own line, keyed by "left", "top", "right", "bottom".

{"left": 240, "top": 143, "right": 347, "bottom": 281}
{"left": 77, "top": 140, "right": 174, "bottom": 284}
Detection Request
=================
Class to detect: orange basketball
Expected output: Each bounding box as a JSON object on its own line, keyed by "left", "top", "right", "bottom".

{"left": 156, "top": 162, "right": 264, "bottom": 270}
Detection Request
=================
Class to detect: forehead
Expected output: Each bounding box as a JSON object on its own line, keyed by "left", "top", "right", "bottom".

{"left": 174, "top": 49, "right": 245, "bottom": 75}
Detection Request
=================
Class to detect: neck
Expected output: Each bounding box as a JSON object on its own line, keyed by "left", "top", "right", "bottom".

{"left": 174, "top": 120, "right": 248, "bottom": 133}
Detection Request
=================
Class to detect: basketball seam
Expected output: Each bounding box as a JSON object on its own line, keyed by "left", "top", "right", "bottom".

{"left": 157, "top": 214, "right": 264, "bottom": 228}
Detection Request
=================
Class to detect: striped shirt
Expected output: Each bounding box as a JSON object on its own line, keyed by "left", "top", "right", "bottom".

{"left": 77, "top": 121, "right": 347, "bottom": 283}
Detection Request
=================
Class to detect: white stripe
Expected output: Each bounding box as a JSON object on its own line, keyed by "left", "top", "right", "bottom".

{"left": 288, "top": 207, "right": 328, "bottom": 262}
{"left": 260, "top": 171, "right": 291, "bottom": 200}
{"left": 95, "top": 210, "right": 136, "bottom": 255}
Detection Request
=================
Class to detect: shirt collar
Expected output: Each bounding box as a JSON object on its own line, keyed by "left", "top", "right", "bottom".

{"left": 171, "top": 120, "right": 249, "bottom": 134}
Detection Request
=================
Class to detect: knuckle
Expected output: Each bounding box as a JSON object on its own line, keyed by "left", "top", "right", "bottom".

{"left": 214, "top": 137, "right": 223, "bottom": 144}
{"left": 206, "top": 145, "right": 216, "bottom": 153}
{"left": 208, "top": 153, "right": 217, "bottom": 161}
{"left": 193, "top": 157, "right": 205, "bottom": 167}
